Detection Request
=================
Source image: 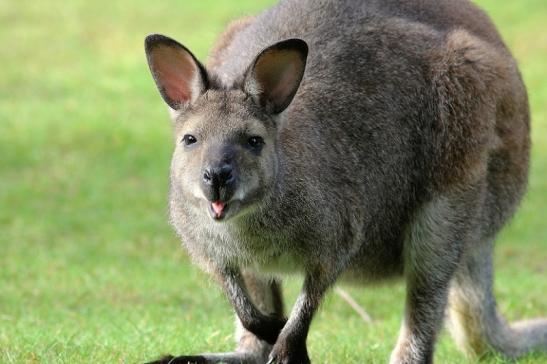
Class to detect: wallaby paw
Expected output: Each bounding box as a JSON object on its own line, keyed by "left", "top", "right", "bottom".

{"left": 250, "top": 314, "right": 287, "bottom": 345}
{"left": 144, "top": 354, "right": 208, "bottom": 364}
{"left": 266, "top": 343, "right": 310, "bottom": 364}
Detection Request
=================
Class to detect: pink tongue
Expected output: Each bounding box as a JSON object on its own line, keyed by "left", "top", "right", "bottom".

{"left": 212, "top": 201, "right": 226, "bottom": 216}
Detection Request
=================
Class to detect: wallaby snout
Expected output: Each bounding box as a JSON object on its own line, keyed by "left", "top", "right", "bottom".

{"left": 201, "top": 163, "right": 236, "bottom": 201}
{"left": 198, "top": 144, "right": 240, "bottom": 220}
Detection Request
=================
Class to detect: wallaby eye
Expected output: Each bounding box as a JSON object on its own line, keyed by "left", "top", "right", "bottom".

{"left": 247, "top": 136, "right": 264, "bottom": 149}
{"left": 182, "top": 134, "right": 197, "bottom": 146}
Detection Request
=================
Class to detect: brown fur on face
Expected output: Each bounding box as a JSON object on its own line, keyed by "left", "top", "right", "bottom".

{"left": 169, "top": 90, "right": 279, "bottom": 223}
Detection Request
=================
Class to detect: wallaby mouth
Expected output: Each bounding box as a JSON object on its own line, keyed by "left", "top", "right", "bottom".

{"left": 211, "top": 200, "right": 227, "bottom": 220}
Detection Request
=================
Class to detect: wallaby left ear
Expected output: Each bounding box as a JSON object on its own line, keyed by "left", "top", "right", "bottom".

{"left": 243, "top": 39, "right": 308, "bottom": 114}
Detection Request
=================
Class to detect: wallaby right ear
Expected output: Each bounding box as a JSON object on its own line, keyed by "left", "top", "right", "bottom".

{"left": 145, "top": 34, "right": 208, "bottom": 110}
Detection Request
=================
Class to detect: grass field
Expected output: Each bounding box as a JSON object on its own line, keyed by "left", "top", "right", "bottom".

{"left": 1, "top": 0, "right": 546, "bottom": 363}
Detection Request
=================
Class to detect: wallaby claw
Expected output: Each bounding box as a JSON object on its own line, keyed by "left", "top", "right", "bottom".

{"left": 267, "top": 346, "right": 310, "bottom": 364}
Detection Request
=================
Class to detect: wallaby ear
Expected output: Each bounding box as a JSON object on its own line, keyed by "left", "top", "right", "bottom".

{"left": 243, "top": 39, "right": 308, "bottom": 114}
{"left": 145, "top": 34, "right": 208, "bottom": 110}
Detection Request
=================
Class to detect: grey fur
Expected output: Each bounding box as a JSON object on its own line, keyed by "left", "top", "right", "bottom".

{"left": 144, "top": 0, "right": 545, "bottom": 363}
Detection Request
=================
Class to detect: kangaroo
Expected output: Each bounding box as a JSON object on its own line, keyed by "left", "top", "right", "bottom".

{"left": 144, "top": 0, "right": 547, "bottom": 363}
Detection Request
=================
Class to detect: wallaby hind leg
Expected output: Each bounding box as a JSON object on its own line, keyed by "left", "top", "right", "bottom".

{"left": 146, "top": 272, "right": 283, "bottom": 364}
{"left": 390, "top": 195, "right": 470, "bottom": 364}
{"left": 448, "top": 238, "right": 547, "bottom": 359}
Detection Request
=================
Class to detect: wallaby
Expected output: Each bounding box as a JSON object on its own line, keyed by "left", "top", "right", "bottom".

{"left": 144, "top": 0, "right": 547, "bottom": 363}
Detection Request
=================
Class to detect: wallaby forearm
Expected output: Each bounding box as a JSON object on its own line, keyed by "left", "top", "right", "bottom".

{"left": 220, "top": 267, "right": 286, "bottom": 345}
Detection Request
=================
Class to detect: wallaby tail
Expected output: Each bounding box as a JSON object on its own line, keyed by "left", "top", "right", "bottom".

{"left": 447, "top": 239, "right": 547, "bottom": 359}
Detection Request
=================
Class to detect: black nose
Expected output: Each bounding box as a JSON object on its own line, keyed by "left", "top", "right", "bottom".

{"left": 203, "top": 164, "right": 234, "bottom": 188}
{"left": 201, "top": 164, "right": 236, "bottom": 202}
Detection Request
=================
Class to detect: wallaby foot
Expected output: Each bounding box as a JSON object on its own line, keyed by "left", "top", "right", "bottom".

{"left": 145, "top": 352, "right": 264, "bottom": 364}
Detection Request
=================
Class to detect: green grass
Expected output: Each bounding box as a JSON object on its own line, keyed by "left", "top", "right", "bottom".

{"left": 0, "top": 0, "right": 546, "bottom": 363}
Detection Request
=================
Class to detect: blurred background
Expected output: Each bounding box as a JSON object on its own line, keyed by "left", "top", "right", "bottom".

{"left": 0, "top": 0, "right": 545, "bottom": 363}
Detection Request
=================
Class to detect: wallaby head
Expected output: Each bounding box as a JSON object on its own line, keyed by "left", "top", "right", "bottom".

{"left": 145, "top": 34, "right": 308, "bottom": 221}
